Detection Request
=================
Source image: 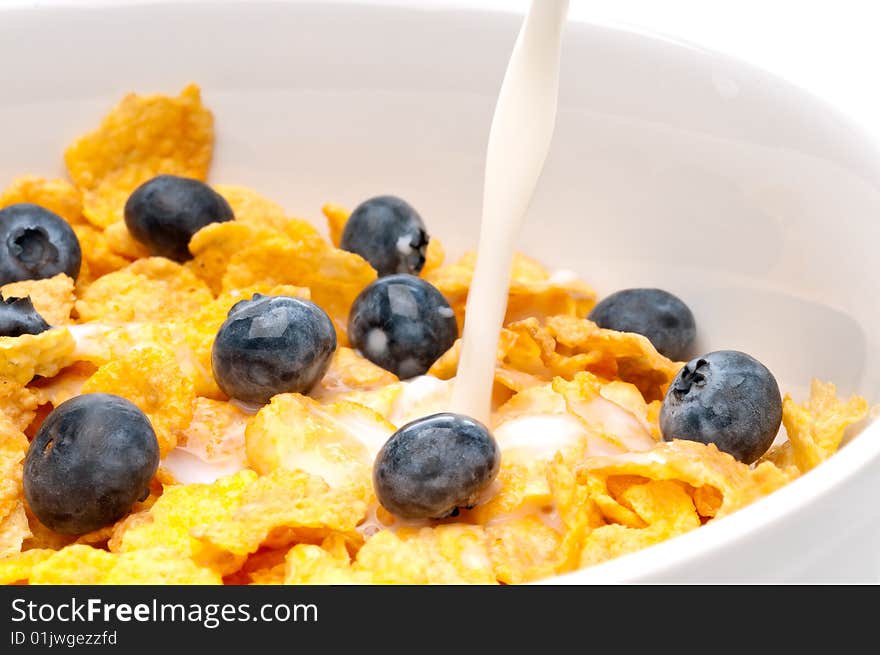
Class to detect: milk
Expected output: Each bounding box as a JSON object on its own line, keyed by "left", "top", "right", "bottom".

{"left": 451, "top": 0, "right": 569, "bottom": 424}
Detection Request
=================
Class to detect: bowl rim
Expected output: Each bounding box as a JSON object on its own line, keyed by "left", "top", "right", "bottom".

{"left": 4, "top": 0, "right": 880, "bottom": 583}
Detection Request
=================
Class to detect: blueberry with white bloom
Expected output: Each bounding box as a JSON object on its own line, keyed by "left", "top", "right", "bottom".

{"left": 373, "top": 412, "right": 500, "bottom": 519}
{"left": 348, "top": 274, "right": 457, "bottom": 379}
{"left": 340, "top": 196, "right": 429, "bottom": 276}
{"left": 659, "top": 350, "right": 782, "bottom": 464}
{"left": 212, "top": 294, "right": 337, "bottom": 404}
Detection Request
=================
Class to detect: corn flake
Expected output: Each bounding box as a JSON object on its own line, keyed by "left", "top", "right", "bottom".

{"left": 71, "top": 224, "right": 131, "bottom": 281}
{"left": 487, "top": 516, "right": 563, "bottom": 584}
{"left": 245, "top": 392, "right": 391, "bottom": 495}
{"left": 76, "top": 257, "right": 213, "bottom": 323}
{"left": 81, "top": 345, "right": 195, "bottom": 456}
{"left": 0, "top": 328, "right": 76, "bottom": 386}
{"left": 578, "top": 439, "right": 792, "bottom": 520}
{"left": 2, "top": 274, "right": 75, "bottom": 326}
{"left": 188, "top": 222, "right": 283, "bottom": 294}
{"left": 215, "top": 185, "right": 291, "bottom": 232}
{"left": 0, "top": 176, "right": 84, "bottom": 225}
{"left": 284, "top": 538, "right": 366, "bottom": 585}
{"left": 322, "top": 203, "right": 349, "bottom": 248}
{"left": 65, "top": 84, "right": 213, "bottom": 228}
{"left": 221, "top": 235, "right": 376, "bottom": 329}
{"left": 0, "top": 380, "right": 40, "bottom": 433}
{"left": 28, "top": 544, "right": 221, "bottom": 585}
{"left": 104, "top": 221, "right": 150, "bottom": 260}
{"left": 116, "top": 471, "right": 257, "bottom": 575}
{"left": 191, "top": 469, "right": 367, "bottom": 560}
{"left": 354, "top": 524, "right": 496, "bottom": 584}
{"left": 781, "top": 379, "right": 869, "bottom": 473}
{"left": 425, "top": 251, "right": 595, "bottom": 330}
{"left": 0, "top": 549, "right": 54, "bottom": 585}
{"left": 0, "top": 412, "right": 28, "bottom": 531}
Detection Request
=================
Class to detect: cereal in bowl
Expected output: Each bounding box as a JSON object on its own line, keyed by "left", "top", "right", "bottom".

{"left": 0, "top": 86, "right": 870, "bottom": 585}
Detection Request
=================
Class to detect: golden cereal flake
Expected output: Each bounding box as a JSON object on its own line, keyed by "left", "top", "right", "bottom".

{"left": 546, "top": 453, "right": 605, "bottom": 573}
{"left": 0, "top": 502, "right": 30, "bottom": 559}
{"left": 577, "top": 439, "right": 792, "bottom": 520}
{"left": 71, "top": 223, "right": 131, "bottom": 279}
{"left": 116, "top": 471, "right": 257, "bottom": 575}
{"left": 221, "top": 235, "right": 376, "bottom": 329}
{"left": 425, "top": 251, "right": 595, "bottom": 330}
{"left": 30, "top": 362, "right": 97, "bottom": 408}
{"left": 353, "top": 525, "right": 496, "bottom": 585}
{"left": 552, "top": 373, "right": 658, "bottom": 452}
{"left": 428, "top": 329, "right": 519, "bottom": 381}
{"left": 64, "top": 84, "right": 213, "bottom": 228}
{"left": 75, "top": 257, "right": 213, "bottom": 323}
{"left": 321, "top": 346, "right": 399, "bottom": 390}
{"left": 191, "top": 468, "right": 367, "bottom": 560}
{"left": 245, "top": 393, "right": 391, "bottom": 495}
{"left": 0, "top": 176, "right": 84, "bottom": 225}
{"left": 322, "top": 203, "right": 349, "bottom": 248}
{"left": 187, "top": 222, "right": 283, "bottom": 294}
{"left": 0, "top": 380, "right": 40, "bottom": 433}
{"left": 465, "top": 459, "right": 555, "bottom": 526}
{"left": 1, "top": 274, "right": 76, "bottom": 326}
{"left": 781, "top": 379, "right": 869, "bottom": 473}
{"left": 547, "top": 315, "right": 682, "bottom": 401}
{"left": 104, "top": 221, "right": 151, "bottom": 260}
{"left": 422, "top": 239, "right": 445, "bottom": 276}
{"left": 214, "top": 185, "right": 291, "bottom": 233}
{"left": 178, "top": 397, "right": 249, "bottom": 464}
{"left": 0, "top": 328, "right": 76, "bottom": 386}
{"left": 0, "top": 549, "right": 54, "bottom": 585}
{"left": 28, "top": 544, "right": 221, "bottom": 585}
{"left": 0, "top": 412, "right": 28, "bottom": 531}
{"left": 284, "top": 540, "right": 366, "bottom": 585}
{"left": 486, "top": 516, "right": 563, "bottom": 584}
{"left": 578, "top": 480, "right": 701, "bottom": 568}
{"left": 80, "top": 345, "right": 195, "bottom": 456}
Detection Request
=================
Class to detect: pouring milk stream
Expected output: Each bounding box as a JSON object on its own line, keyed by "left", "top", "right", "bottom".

{"left": 451, "top": 0, "right": 570, "bottom": 424}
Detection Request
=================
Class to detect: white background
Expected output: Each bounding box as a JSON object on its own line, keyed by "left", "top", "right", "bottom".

{"left": 13, "top": 0, "right": 880, "bottom": 144}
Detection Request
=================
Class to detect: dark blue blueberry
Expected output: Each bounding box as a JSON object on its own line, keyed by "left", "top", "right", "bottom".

{"left": 124, "top": 174, "right": 234, "bottom": 262}
{"left": 0, "top": 296, "right": 50, "bottom": 337}
{"left": 659, "top": 350, "right": 782, "bottom": 464}
{"left": 589, "top": 288, "right": 696, "bottom": 360}
{"left": 211, "top": 294, "right": 337, "bottom": 404}
{"left": 0, "top": 203, "right": 81, "bottom": 285}
{"left": 340, "top": 195, "right": 429, "bottom": 277}
{"left": 348, "top": 274, "right": 457, "bottom": 379}
{"left": 23, "top": 393, "right": 159, "bottom": 535}
{"left": 373, "top": 412, "right": 500, "bottom": 519}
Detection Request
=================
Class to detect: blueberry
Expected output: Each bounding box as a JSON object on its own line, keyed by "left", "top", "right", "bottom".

{"left": 373, "top": 412, "right": 500, "bottom": 519}
{"left": 588, "top": 288, "right": 696, "bottom": 360}
{"left": 348, "top": 274, "right": 457, "bottom": 379}
{"left": 659, "top": 350, "right": 782, "bottom": 464}
{"left": 211, "top": 294, "right": 337, "bottom": 404}
{"left": 124, "top": 174, "right": 234, "bottom": 262}
{"left": 0, "top": 203, "right": 81, "bottom": 285}
{"left": 0, "top": 296, "right": 50, "bottom": 337}
{"left": 340, "top": 196, "right": 429, "bottom": 276}
{"left": 23, "top": 393, "right": 159, "bottom": 535}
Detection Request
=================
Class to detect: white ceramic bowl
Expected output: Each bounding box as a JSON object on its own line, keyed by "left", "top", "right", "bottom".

{"left": 2, "top": 0, "right": 879, "bottom": 582}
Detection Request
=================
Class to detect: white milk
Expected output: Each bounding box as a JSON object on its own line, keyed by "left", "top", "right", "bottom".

{"left": 451, "top": 0, "right": 569, "bottom": 424}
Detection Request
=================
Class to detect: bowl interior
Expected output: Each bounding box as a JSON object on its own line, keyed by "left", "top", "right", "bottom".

{"left": 2, "top": 0, "right": 880, "bottom": 581}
